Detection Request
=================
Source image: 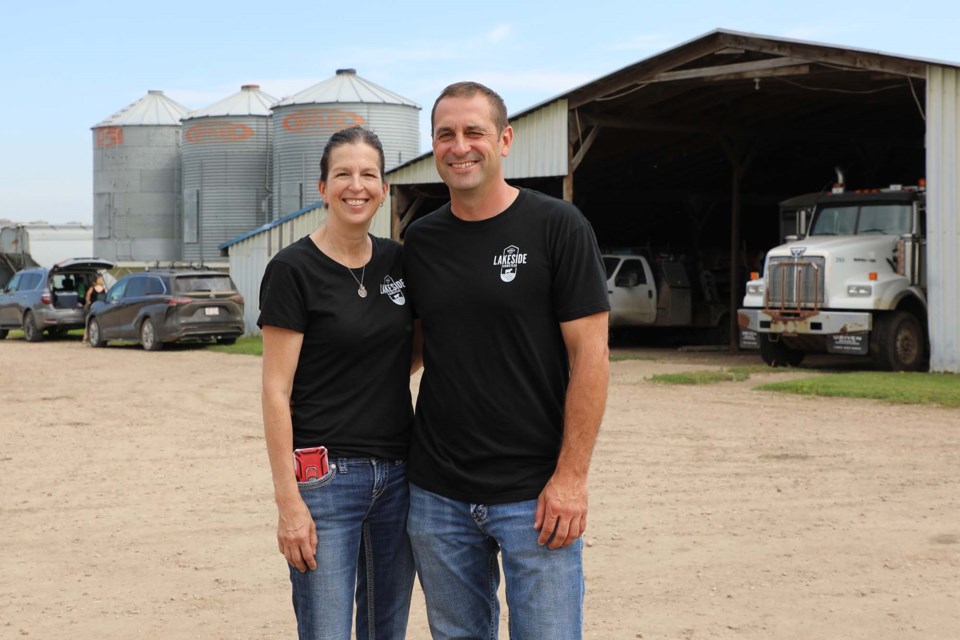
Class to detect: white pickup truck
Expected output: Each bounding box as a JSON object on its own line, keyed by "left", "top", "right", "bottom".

{"left": 603, "top": 253, "right": 729, "bottom": 338}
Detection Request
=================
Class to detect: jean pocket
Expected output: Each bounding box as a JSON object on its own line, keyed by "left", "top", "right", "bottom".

{"left": 297, "top": 462, "right": 337, "bottom": 491}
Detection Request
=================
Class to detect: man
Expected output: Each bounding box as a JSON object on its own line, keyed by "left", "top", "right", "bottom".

{"left": 402, "top": 81, "right": 610, "bottom": 640}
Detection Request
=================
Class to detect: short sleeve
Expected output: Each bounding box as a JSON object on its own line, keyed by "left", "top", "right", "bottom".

{"left": 551, "top": 216, "right": 610, "bottom": 322}
{"left": 257, "top": 259, "right": 308, "bottom": 332}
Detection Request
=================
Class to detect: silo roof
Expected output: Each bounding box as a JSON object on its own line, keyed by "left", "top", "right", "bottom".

{"left": 274, "top": 69, "right": 420, "bottom": 108}
{"left": 186, "top": 84, "right": 277, "bottom": 119}
{"left": 93, "top": 90, "right": 189, "bottom": 128}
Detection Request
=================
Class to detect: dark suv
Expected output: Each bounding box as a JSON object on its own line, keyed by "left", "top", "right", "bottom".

{"left": 86, "top": 268, "right": 244, "bottom": 350}
{"left": 0, "top": 258, "right": 115, "bottom": 341}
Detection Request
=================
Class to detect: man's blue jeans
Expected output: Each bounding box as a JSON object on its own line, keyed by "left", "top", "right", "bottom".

{"left": 290, "top": 457, "right": 415, "bottom": 640}
{"left": 408, "top": 483, "right": 584, "bottom": 640}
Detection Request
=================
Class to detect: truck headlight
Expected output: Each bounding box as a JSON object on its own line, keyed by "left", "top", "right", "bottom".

{"left": 746, "top": 283, "right": 765, "bottom": 295}
{"left": 847, "top": 285, "right": 873, "bottom": 297}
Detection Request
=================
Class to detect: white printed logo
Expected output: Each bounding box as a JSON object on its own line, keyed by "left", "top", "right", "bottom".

{"left": 492, "top": 245, "right": 527, "bottom": 283}
{"left": 380, "top": 275, "right": 406, "bottom": 305}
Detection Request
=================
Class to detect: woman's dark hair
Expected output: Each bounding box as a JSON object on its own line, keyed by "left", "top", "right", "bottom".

{"left": 319, "top": 126, "right": 386, "bottom": 182}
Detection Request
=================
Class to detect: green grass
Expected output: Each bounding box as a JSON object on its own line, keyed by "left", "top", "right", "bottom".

{"left": 208, "top": 336, "right": 263, "bottom": 356}
{"left": 754, "top": 372, "right": 960, "bottom": 407}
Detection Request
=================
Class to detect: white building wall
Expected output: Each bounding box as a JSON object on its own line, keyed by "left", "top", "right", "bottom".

{"left": 926, "top": 65, "right": 960, "bottom": 373}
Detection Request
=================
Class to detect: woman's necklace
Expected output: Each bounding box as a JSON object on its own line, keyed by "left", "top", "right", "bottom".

{"left": 346, "top": 264, "right": 367, "bottom": 298}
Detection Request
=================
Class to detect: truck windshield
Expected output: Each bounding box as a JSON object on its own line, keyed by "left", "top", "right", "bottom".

{"left": 809, "top": 203, "right": 911, "bottom": 236}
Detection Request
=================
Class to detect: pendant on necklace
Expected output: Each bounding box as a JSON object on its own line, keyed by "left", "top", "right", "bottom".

{"left": 357, "top": 285, "right": 368, "bottom": 298}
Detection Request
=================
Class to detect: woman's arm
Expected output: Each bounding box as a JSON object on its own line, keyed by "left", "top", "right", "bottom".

{"left": 261, "top": 324, "right": 317, "bottom": 572}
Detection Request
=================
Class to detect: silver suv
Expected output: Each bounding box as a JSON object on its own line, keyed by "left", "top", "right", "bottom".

{"left": 0, "top": 258, "right": 115, "bottom": 341}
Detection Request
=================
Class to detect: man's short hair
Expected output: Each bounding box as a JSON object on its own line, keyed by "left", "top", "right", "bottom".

{"left": 431, "top": 82, "right": 509, "bottom": 135}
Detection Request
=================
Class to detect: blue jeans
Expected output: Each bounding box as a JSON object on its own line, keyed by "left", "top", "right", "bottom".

{"left": 290, "top": 457, "right": 415, "bottom": 640}
{"left": 407, "top": 484, "right": 584, "bottom": 640}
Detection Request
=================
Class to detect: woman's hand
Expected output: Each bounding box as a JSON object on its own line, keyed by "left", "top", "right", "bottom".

{"left": 276, "top": 496, "right": 317, "bottom": 572}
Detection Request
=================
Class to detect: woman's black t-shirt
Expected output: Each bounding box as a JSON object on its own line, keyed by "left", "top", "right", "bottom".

{"left": 257, "top": 235, "right": 414, "bottom": 458}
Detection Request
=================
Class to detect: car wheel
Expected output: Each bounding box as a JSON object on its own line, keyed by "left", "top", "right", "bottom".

{"left": 0, "top": 328, "right": 8, "bottom": 340}
{"left": 88, "top": 318, "right": 107, "bottom": 348}
{"left": 140, "top": 318, "right": 162, "bottom": 351}
{"left": 215, "top": 336, "right": 237, "bottom": 346}
{"left": 23, "top": 311, "right": 43, "bottom": 342}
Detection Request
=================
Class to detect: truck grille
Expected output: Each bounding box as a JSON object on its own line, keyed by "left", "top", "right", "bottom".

{"left": 766, "top": 256, "right": 825, "bottom": 309}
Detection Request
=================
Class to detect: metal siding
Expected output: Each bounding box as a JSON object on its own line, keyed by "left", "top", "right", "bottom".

{"left": 181, "top": 114, "right": 271, "bottom": 262}
{"left": 387, "top": 99, "right": 568, "bottom": 185}
{"left": 92, "top": 125, "right": 181, "bottom": 262}
{"left": 926, "top": 66, "right": 960, "bottom": 373}
{"left": 272, "top": 102, "right": 420, "bottom": 218}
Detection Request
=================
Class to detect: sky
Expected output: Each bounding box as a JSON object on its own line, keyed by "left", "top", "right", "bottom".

{"left": 1, "top": 0, "right": 958, "bottom": 225}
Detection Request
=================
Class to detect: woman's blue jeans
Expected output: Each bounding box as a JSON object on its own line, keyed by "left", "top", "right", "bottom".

{"left": 290, "top": 457, "right": 415, "bottom": 640}
{"left": 407, "top": 483, "right": 584, "bottom": 640}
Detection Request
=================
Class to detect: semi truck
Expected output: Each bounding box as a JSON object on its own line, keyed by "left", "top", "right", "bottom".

{"left": 738, "top": 180, "right": 928, "bottom": 371}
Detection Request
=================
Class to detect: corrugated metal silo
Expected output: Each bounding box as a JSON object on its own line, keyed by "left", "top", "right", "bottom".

{"left": 271, "top": 69, "right": 420, "bottom": 217}
{"left": 180, "top": 84, "right": 276, "bottom": 262}
{"left": 92, "top": 90, "right": 188, "bottom": 262}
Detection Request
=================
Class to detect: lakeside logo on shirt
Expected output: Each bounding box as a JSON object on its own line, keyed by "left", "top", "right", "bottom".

{"left": 380, "top": 275, "right": 406, "bottom": 305}
{"left": 492, "top": 245, "right": 527, "bottom": 282}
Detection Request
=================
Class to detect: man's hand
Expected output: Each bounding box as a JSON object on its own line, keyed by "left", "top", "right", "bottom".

{"left": 534, "top": 472, "right": 588, "bottom": 549}
{"left": 277, "top": 498, "right": 318, "bottom": 572}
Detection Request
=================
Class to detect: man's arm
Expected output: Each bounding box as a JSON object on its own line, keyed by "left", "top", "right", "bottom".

{"left": 534, "top": 310, "right": 609, "bottom": 549}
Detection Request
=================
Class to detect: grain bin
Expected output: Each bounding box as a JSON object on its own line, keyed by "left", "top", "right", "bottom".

{"left": 180, "top": 84, "right": 276, "bottom": 262}
{"left": 271, "top": 69, "right": 420, "bottom": 217}
{"left": 92, "top": 90, "right": 188, "bottom": 262}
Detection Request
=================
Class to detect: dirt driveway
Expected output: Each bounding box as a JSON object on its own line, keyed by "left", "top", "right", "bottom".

{"left": 1, "top": 338, "right": 958, "bottom": 639}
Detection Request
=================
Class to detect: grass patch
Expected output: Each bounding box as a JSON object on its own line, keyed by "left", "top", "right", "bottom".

{"left": 208, "top": 336, "right": 263, "bottom": 356}
{"left": 651, "top": 368, "right": 751, "bottom": 385}
{"left": 609, "top": 353, "right": 657, "bottom": 362}
{"left": 755, "top": 371, "right": 960, "bottom": 407}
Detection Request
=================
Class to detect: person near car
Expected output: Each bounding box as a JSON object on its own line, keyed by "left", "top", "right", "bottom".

{"left": 84, "top": 276, "right": 106, "bottom": 308}
{"left": 258, "top": 125, "right": 416, "bottom": 640}
{"left": 82, "top": 276, "right": 107, "bottom": 343}
{"left": 401, "top": 81, "right": 610, "bottom": 639}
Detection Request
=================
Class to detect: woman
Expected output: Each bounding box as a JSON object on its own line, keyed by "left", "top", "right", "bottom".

{"left": 258, "top": 126, "right": 417, "bottom": 640}
{"left": 83, "top": 275, "right": 108, "bottom": 342}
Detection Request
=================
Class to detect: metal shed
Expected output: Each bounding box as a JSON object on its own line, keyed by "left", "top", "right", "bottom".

{"left": 388, "top": 29, "right": 960, "bottom": 373}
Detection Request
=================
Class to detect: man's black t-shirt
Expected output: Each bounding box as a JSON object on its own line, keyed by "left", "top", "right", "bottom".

{"left": 258, "top": 235, "right": 414, "bottom": 458}
{"left": 402, "top": 188, "right": 609, "bottom": 503}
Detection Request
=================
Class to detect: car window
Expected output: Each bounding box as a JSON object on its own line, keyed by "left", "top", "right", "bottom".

{"left": 174, "top": 275, "right": 235, "bottom": 293}
{"left": 602, "top": 257, "right": 621, "bottom": 280}
{"left": 144, "top": 277, "right": 166, "bottom": 295}
{"left": 5, "top": 274, "right": 21, "bottom": 292}
{"left": 619, "top": 259, "right": 647, "bottom": 285}
{"left": 106, "top": 280, "right": 127, "bottom": 303}
{"left": 124, "top": 277, "right": 148, "bottom": 298}
{"left": 19, "top": 273, "right": 43, "bottom": 291}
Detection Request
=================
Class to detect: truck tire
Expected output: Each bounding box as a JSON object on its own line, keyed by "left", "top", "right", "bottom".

{"left": 758, "top": 334, "right": 804, "bottom": 367}
{"left": 0, "top": 329, "right": 8, "bottom": 340}
{"left": 871, "top": 311, "right": 925, "bottom": 371}
{"left": 23, "top": 311, "right": 43, "bottom": 342}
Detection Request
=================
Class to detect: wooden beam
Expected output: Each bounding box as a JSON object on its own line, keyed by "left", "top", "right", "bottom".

{"left": 650, "top": 57, "right": 809, "bottom": 82}
{"left": 571, "top": 125, "right": 600, "bottom": 172}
